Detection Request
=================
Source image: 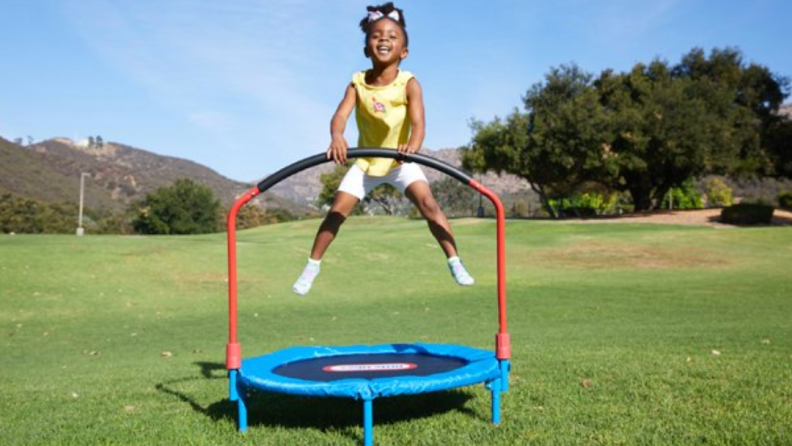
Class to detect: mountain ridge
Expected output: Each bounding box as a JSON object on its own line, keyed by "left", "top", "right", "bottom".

{"left": 0, "top": 136, "right": 309, "bottom": 215}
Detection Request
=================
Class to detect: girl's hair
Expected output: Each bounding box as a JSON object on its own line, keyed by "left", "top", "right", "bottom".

{"left": 359, "top": 2, "right": 409, "bottom": 47}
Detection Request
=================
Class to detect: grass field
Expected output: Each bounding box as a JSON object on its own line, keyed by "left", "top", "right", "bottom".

{"left": 1, "top": 217, "right": 791, "bottom": 445}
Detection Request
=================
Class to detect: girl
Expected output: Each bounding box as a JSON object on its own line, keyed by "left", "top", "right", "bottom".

{"left": 293, "top": 2, "right": 474, "bottom": 295}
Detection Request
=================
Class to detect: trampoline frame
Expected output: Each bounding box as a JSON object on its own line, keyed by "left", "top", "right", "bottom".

{"left": 225, "top": 149, "right": 511, "bottom": 445}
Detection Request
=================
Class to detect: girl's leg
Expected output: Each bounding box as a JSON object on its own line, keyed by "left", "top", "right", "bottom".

{"left": 293, "top": 191, "right": 359, "bottom": 295}
{"left": 310, "top": 191, "right": 360, "bottom": 260}
{"left": 404, "top": 181, "right": 458, "bottom": 257}
{"left": 405, "top": 181, "right": 474, "bottom": 286}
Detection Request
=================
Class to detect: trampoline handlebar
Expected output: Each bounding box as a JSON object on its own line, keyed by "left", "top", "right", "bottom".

{"left": 471, "top": 179, "right": 511, "bottom": 360}
{"left": 226, "top": 187, "right": 259, "bottom": 369}
{"left": 226, "top": 149, "right": 511, "bottom": 370}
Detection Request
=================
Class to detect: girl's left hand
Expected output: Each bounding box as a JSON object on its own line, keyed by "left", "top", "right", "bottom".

{"left": 397, "top": 144, "right": 419, "bottom": 154}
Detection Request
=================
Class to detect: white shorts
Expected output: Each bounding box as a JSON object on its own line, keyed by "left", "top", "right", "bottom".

{"left": 337, "top": 163, "right": 428, "bottom": 200}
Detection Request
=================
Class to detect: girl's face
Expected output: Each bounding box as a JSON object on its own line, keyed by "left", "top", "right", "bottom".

{"left": 365, "top": 19, "right": 408, "bottom": 66}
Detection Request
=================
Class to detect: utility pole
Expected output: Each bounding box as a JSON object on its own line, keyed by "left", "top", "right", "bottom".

{"left": 77, "top": 172, "right": 90, "bottom": 236}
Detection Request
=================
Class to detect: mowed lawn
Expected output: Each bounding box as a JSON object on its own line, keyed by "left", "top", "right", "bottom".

{"left": 1, "top": 217, "right": 791, "bottom": 445}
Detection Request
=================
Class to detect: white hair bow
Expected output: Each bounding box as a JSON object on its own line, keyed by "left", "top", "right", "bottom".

{"left": 368, "top": 10, "right": 400, "bottom": 23}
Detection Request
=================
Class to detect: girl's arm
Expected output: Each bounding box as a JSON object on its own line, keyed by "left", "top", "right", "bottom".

{"left": 327, "top": 83, "right": 357, "bottom": 164}
{"left": 399, "top": 77, "right": 425, "bottom": 154}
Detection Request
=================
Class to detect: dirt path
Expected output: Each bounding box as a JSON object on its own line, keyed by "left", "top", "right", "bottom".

{"left": 566, "top": 208, "right": 792, "bottom": 228}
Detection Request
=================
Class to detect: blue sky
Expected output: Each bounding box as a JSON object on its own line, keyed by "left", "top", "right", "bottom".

{"left": 2, "top": 0, "right": 791, "bottom": 182}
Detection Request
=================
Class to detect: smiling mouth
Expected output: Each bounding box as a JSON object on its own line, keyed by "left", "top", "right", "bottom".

{"left": 377, "top": 46, "right": 391, "bottom": 54}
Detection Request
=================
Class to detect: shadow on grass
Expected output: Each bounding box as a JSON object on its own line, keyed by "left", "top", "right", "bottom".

{"left": 156, "top": 361, "right": 480, "bottom": 443}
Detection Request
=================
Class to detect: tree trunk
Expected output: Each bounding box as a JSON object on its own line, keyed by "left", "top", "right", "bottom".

{"left": 629, "top": 187, "right": 654, "bottom": 211}
{"left": 530, "top": 182, "right": 557, "bottom": 219}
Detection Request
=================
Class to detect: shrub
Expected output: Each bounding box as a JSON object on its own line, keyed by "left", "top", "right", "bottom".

{"left": 778, "top": 192, "right": 792, "bottom": 209}
{"left": 704, "top": 177, "right": 734, "bottom": 207}
{"left": 720, "top": 203, "right": 775, "bottom": 225}
{"left": 132, "top": 178, "right": 222, "bottom": 234}
{"left": 662, "top": 179, "right": 703, "bottom": 210}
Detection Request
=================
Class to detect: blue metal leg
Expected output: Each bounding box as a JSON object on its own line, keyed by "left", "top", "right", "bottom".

{"left": 490, "top": 378, "right": 502, "bottom": 426}
{"left": 500, "top": 359, "right": 511, "bottom": 392}
{"left": 363, "top": 399, "right": 374, "bottom": 446}
{"left": 229, "top": 370, "right": 248, "bottom": 432}
{"left": 229, "top": 370, "right": 239, "bottom": 401}
{"left": 237, "top": 394, "right": 248, "bottom": 432}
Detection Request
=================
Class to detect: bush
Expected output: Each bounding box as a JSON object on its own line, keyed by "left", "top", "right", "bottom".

{"left": 0, "top": 194, "right": 79, "bottom": 234}
{"left": 132, "top": 178, "right": 222, "bottom": 234}
{"left": 662, "top": 179, "right": 703, "bottom": 210}
{"left": 720, "top": 203, "right": 775, "bottom": 225}
{"left": 703, "top": 177, "right": 734, "bottom": 207}
{"left": 778, "top": 192, "right": 792, "bottom": 209}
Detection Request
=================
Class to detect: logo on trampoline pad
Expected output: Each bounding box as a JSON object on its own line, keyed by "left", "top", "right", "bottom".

{"left": 323, "top": 362, "right": 419, "bottom": 373}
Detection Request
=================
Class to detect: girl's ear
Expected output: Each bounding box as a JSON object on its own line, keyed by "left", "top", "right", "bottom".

{"left": 363, "top": 47, "right": 371, "bottom": 58}
{"left": 400, "top": 47, "right": 409, "bottom": 60}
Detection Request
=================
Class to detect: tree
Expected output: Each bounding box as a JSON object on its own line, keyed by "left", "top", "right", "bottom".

{"left": 132, "top": 178, "right": 222, "bottom": 234}
{"left": 674, "top": 47, "right": 790, "bottom": 176}
{"left": 462, "top": 48, "right": 790, "bottom": 212}
{"left": 764, "top": 117, "right": 792, "bottom": 178}
{"left": 462, "top": 64, "right": 617, "bottom": 216}
{"left": 596, "top": 60, "right": 738, "bottom": 209}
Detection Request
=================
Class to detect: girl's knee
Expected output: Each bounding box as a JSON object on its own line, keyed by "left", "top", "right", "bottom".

{"left": 325, "top": 209, "right": 348, "bottom": 225}
{"left": 417, "top": 196, "right": 441, "bottom": 218}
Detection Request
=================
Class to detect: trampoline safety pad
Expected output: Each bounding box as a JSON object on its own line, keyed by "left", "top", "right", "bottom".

{"left": 239, "top": 343, "right": 501, "bottom": 400}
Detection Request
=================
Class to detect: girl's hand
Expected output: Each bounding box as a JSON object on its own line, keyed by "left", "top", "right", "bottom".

{"left": 397, "top": 143, "right": 420, "bottom": 154}
{"left": 327, "top": 134, "right": 349, "bottom": 164}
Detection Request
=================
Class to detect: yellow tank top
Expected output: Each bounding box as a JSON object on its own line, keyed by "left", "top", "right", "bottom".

{"left": 352, "top": 70, "right": 414, "bottom": 176}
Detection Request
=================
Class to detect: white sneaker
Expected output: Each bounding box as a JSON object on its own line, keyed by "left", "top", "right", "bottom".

{"left": 293, "top": 260, "right": 321, "bottom": 295}
{"left": 448, "top": 257, "right": 474, "bottom": 286}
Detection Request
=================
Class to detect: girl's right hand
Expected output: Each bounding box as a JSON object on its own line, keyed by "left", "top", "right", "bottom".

{"left": 327, "top": 134, "right": 348, "bottom": 164}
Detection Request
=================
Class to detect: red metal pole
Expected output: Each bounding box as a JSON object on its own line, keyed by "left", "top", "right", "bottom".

{"left": 226, "top": 187, "right": 259, "bottom": 370}
{"left": 469, "top": 180, "right": 511, "bottom": 360}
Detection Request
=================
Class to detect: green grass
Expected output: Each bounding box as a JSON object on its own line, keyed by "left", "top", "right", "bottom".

{"left": 1, "top": 217, "right": 791, "bottom": 445}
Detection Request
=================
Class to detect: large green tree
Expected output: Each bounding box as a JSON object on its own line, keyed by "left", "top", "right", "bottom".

{"left": 132, "top": 178, "right": 221, "bottom": 234}
{"left": 462, "top": 48, "right": 790, "bottom": 212}
{"left": 596, "top": 60, "right": 739, "bottom": 210}
{"left": 463, "top": 64, "right": 615, "bottom": 216}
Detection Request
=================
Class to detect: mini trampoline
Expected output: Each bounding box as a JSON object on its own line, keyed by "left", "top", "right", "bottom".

{"left": 225, "top": 149, "right": 511, "bottom": 446}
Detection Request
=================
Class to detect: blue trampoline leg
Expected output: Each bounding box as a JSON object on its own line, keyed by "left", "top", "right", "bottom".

{"left": 500, "top": 359, "right": 511, "bottom": 392}
{"left": 490, "top": 359, "right": 511, "bottom": 426}
{"left": 229, "top": 370, "right": 248, "bottom": 432}
{"left": 229, "top": 370, "right": 239, "bottom": 401}
{"left": 363, "top": 398, "right": 374, "bottom": 446}
{"left": 490, "top": 379, "right": 502, "bottom": 426}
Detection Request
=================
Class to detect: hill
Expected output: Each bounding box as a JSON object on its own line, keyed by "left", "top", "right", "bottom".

{"left": 268, "top": 147, "right": 534, "bottom": 204}
{"left": 0, "top": 136, "right": 309, "bottom": 215}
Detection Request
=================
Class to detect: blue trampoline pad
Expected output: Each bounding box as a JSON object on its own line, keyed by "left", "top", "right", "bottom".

{"left": 239, "top": 343, "right": 500, "bottom": 400}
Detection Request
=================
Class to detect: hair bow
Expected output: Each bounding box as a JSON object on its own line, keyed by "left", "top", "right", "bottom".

{"left": 368, "top": 10, "right": 400, "bottom": 23}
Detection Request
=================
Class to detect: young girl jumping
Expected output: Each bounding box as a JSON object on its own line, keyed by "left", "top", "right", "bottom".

{"left": 293, "top": 2, "right": 474, "bottom": 295}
